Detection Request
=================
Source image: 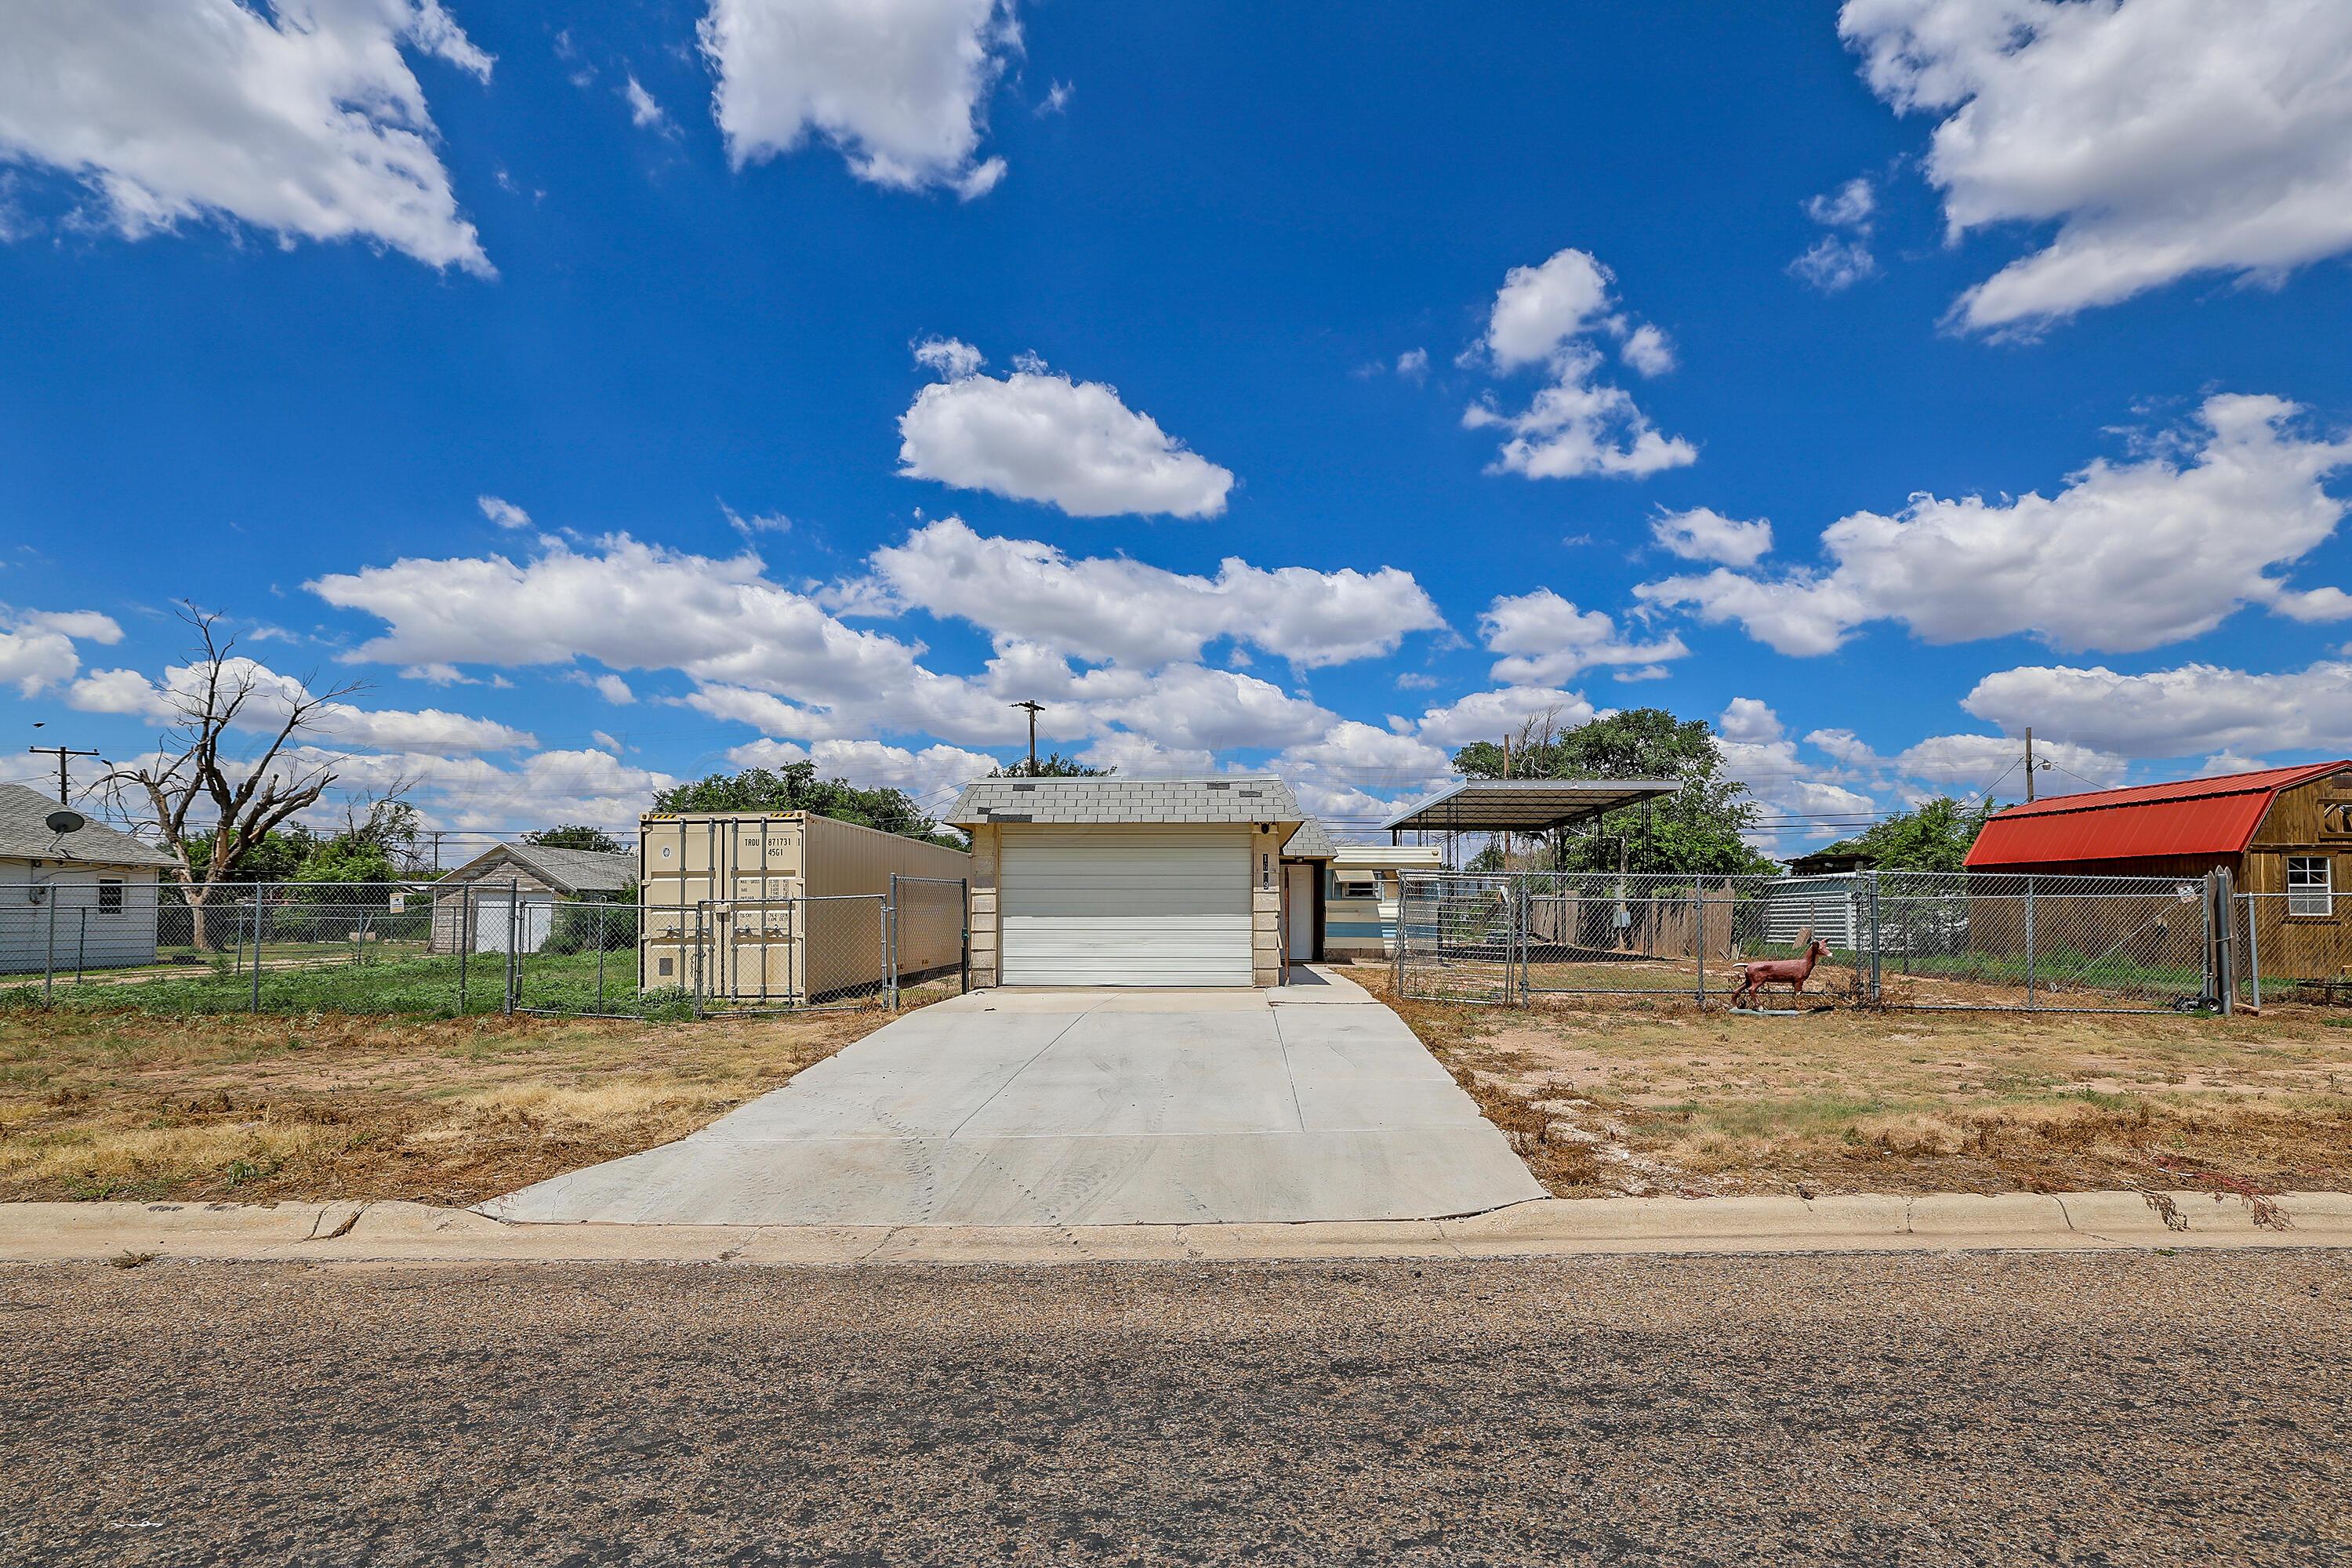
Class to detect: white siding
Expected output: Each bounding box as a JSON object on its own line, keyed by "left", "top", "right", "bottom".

{"left": 1000, "top": 826, "right": 1252, "bottom": 986}
{"left": 0, "top": 861, "right": 162, "bottom": 975}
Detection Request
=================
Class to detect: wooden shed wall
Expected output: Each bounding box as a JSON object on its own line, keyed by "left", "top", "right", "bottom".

{"left": 2242, "top": 771, "right": 2352, "bottom": 977}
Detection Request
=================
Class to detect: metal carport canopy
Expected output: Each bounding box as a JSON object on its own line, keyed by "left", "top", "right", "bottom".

{"left": 1381, "top": 778, "right": 1681, "bottom": 834}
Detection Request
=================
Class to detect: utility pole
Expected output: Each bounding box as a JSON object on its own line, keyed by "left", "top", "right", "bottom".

{"left": 26, "top": 746, "right": 100, "bottom": 805}
{"left": 2024, "top": 727, "right": 2040, "bottom": 803}
{"left": 1501, "top": 734, "right": 1512, "bottom": 779}
{"left": 1011, "top": 700, "right": 1044, "bottom": 775}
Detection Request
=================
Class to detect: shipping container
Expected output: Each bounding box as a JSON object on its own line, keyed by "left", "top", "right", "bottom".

{"left": 639, "top": 811, "right": 970, "bottom": 1001}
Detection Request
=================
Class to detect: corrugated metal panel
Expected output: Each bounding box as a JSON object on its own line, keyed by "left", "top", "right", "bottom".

{"left": 1000, "top": 826, "right": 1252, "bottom": 986}
{"left": 1968, "top": 762, "right": 2347, "bottom": 867}
{"left": 639, "top": 811, "right": 967, "bottom": 997}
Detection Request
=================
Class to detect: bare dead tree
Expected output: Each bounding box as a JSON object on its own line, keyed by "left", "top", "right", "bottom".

{"left": 100, "top": 604, "right": 363, "bottom": 947}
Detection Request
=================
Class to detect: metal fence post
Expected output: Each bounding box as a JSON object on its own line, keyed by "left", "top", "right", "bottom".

{"left": 1690, "top": 885, "right": 1704, "bottom": 1005}
{"left": 1866, "top": 871, "right": 1882, "bottom": 1004}
{"left": 250, "top": 884, "right": 266, "bottom": 1014}
{"left": 595, "top": 902, "right": 608, "bottom": 1014}
{"left": 2211, "top": 867, "right": 2237, "bottom": 1017}
{"left": 42, "top": 893, "right": 56, "bottom": 1007}
{"left": 960, "top": 877, "right": 971, "bottom": 995}
{"left": 458, "top": 887, "right": 470, "bottom": 1012}
{"left": 2243, "top": 893, "right": 2260, "bottom": 1011}
{"left": 888, "top": 874, "right": 901, "bottom": 1011}
{"left": 691, "top": 902, "right": 706, "bottom": 1020}
{"left": 503, "top": 877, "right": 519, "bottom": 1016}
{"left": 2024, "top": 874, "right": 2037, "bottom": 1009}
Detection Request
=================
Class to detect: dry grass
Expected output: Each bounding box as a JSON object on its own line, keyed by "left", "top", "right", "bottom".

{"left": 0, "top": 1004, "right": 896, "bottom": 1205}
{"left": 1354, "top": 969, "right": 2352, "bottom": 1200}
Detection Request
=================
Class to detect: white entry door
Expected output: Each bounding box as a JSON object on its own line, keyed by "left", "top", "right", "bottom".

{"left": 1285, "top": 863, "right": 1316, "bottom": 962}
{"left": 999, "top": 826, "right": 1253, "bottom": 986}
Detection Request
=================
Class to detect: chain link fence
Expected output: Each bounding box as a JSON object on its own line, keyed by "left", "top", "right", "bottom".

{"left": 2, "top": 877, "right": 967, "bottom": 1020}
{"left": 1399, "top": 869, "right": 2232, "bottom": 1014}
{"left": 2235, "top": 890, "right": 2343, "bottom": 1009}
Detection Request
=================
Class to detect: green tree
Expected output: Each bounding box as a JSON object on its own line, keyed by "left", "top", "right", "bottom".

{"left": 184, "top": 825, "right": 315, "bottom": 882}
{"left": 293, "top": 796, "right": 421, "bottom": 884}
{"left": 987, "top": 753, "right": 1111, "bottom": 779}
{"left": 651, "top": 762, "right": 948, "bottom": 842}
{"left": 524, "top": 825, "right": 626, "bottom": 853}
{"left": 1453, "top": 706, "right": 1777, "bottom": 877}
{"left": 1820, "top": 795, "right": 1994, "bottom": 873}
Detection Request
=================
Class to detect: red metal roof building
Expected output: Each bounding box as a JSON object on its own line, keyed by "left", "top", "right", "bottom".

{"left": 1967, "top": 760, "right": 2352, "bottom": 986}
{"left": 1968, "top": 762, "right": 2350, "bottom": 871}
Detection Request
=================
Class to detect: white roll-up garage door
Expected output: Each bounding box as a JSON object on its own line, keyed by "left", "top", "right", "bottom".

{"left": 999, "top": 826, "right": 1254, "bottom": 986}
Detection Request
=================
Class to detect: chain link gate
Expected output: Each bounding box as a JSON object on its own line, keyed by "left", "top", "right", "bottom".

{"left": 1398, "top": 868, "right": 2230, "bottom": 1014}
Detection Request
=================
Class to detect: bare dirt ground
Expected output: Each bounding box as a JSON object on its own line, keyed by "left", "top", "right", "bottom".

{"left": 4, "top": 1251, "right": 2347, "bottom": 1566}
{"left": 0, "top": 1005, "right": 894, "bottom": 1205}
{"left": 1356, "top": 969, "right": 2352, "bottom": 1200}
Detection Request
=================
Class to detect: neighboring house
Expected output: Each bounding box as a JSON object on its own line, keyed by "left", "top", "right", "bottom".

{"left": 1786, "top": 847, "right": 1875, "bottom": 877}
{"left": 0, "top": 783, "right": 177, "bottom": 975}
{"left": 1322, "top": 843, "right": 1443, "bottom": 960}
{"left": 430, "top": 842, "right": 637, "bottom": 956}
{"left": 1966, "top": 760, "right": 2352, "bottom": 979}
{"left": 946, "top": 777, "right": 1305, "bottom": 988}
{"left": 638, "top": 811, "right": 970, "bottom": 1000}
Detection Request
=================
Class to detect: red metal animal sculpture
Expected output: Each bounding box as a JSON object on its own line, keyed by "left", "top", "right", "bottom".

{"left": 1730, "top": 937, "right": 1832, "bottom": 1010}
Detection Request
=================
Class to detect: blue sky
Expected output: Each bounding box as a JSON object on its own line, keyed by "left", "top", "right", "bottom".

{"left": 4, "top": 0, "right": 2351, "bottom": 852}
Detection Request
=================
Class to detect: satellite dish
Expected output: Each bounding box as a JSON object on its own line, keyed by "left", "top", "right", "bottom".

{"left": 45, "top": 809, "right": 86, "bottom": 836}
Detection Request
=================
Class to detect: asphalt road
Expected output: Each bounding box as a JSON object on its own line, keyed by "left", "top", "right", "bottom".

{"left": 3, "top": 1250, "right": 2347, "bottom": 1566}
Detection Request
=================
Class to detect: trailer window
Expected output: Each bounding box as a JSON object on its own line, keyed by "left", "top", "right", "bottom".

{"left": 2288, "top": 856, "right": 2333, "bottom": 917}
{"left": 96, "top": 880, "right": 123, "bottom": 915}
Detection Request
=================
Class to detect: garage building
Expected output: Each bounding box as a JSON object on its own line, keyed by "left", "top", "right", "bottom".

{"left": 429, "top": 842, "right": 637, "bottom": 955}
{"left": 949, "top": 777, "right": 1305, "bottom": 988}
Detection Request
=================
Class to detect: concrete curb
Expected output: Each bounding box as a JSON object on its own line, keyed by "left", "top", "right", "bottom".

{"left": 2, "top": 1191, "right": 2346, "bottom": 1267}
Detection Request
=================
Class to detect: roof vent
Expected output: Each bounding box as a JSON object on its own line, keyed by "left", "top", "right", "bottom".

{"left": 1011, "top": 782, "right": 1036, "bottom": 793}
{"left": 1206, "top": 781, "right": 1230, "bottom": 790}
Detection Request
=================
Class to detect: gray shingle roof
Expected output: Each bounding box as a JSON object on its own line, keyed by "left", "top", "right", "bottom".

{"left": 0, "top": 784, "right": 177, "bottom": 869}
{"left": 946, "top": 775, "right": 1305, "bottom": 828}
{"left": 1281, "top": 818, "right": 1338, "bottom": 859}
{"left": 454, "top": 842, "right": 637, "bottom": 893}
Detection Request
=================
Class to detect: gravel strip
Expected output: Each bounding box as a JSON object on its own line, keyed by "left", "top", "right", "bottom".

{"left": 3, "top": 1250, "right": 2348, "bottom": 1565}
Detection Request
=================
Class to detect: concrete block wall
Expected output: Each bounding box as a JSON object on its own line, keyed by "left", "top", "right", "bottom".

{"left": 967, "top": 823, "right": 1000, "bottom": 988}
{"left": 1251, "top": 824, "right": 1283, "bottom": 987}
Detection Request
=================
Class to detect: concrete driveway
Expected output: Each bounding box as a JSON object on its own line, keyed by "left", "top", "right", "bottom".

{"left": 482, "top": 967, "right": 1543, "bottom": 1226}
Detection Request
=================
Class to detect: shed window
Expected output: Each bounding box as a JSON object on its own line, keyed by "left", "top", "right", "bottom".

{"left": 2288, "top": 857, "right": 2333, "bottom": 917}
{"left": 96, "top": 880, "right": 123, "bottom": 915}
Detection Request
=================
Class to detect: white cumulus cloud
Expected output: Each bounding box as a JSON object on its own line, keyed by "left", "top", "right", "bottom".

{"left": 0, "top": 606, "right": 122, "bottom": 696}
{"left": 0, "top": 0, "right": 492, "bottom": 274}
{"left": 1650, "top": 506, "right": 1774, "bottom": 568}
{"left": 1962, "top": 659, "right": 2352, "bottom": 761}
{"left": 898, "top": 350, "right": 1235, "bottom": 518}
{"left": 699, "top": 0, "right": 1016, "bottom": 198}
{"left": 1636, "top": 394, "right": 2352, "bottom": 655}
{"left": 1479, "top": 590, "right": 1688, "bottom": 685}
{"left": 1841, "top": 0, "right": 2352, "bottom": 330}
{"left": 1463, "top": 248, "right": 1696, "bottom": 480}
{"left": 858, "top": 518, "right": 1443, "bottom": 670}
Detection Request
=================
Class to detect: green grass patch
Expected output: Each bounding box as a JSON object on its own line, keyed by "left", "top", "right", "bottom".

{"left": 0, "top": 951, "right": 692, "bottom": 1022}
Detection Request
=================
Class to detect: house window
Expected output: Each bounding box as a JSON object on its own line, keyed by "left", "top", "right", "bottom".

{"left": 1333, "top": 873, "right": 1381, "bottom": 899}
{"left": 96, "top": 880, "right": 123, "bottom": 915}
{"left": 2288, "top": 857, "right": 2333, "bottom": 917}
